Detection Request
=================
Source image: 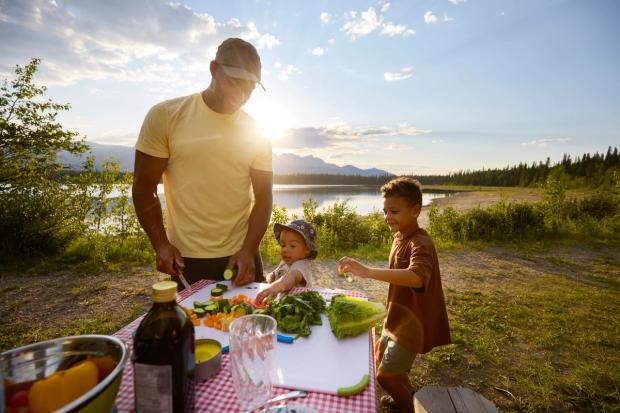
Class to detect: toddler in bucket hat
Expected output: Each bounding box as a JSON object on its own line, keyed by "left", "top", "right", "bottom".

{"left": 254, "top": 219, "right": 318, "bottom": 305}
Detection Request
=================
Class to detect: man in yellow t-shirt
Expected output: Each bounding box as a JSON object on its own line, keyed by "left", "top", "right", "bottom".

{"left": 132, "top": 38, "right": 273, "bottom": 288}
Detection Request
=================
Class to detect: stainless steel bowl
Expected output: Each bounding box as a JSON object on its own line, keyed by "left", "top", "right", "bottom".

{"left": 1, "top": 335, "right": 129, "bottom": 413}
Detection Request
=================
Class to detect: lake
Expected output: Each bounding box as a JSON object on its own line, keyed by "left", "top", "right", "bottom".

{"left": 151, "top": 183, "right": 448, "bottom": 216}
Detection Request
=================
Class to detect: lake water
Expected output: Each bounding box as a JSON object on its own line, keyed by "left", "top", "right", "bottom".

{"left": 150, "top": 183, "right": 448, "bottom": 216}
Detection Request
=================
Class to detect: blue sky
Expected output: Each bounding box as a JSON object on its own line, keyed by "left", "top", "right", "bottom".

{"left": 1, "top": 0, "right": 618, "bottom": 174}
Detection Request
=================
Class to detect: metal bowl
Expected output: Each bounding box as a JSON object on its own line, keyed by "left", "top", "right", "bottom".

{"left": 1, "top": 335, "right": 129, "bottom": 413}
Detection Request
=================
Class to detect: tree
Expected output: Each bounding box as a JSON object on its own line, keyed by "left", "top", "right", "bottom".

{"left": 0, "top": 59, "right": 89, "bottom": 258}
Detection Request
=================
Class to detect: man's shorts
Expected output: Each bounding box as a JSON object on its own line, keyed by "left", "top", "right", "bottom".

{"left": 376, "top": 335, "right": 417, "bottom": 374}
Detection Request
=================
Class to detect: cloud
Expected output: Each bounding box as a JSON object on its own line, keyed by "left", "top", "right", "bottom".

{"left": 443, "top": 12, "right": 454, "bottom": 22}
{"left": 387, "top": 143, "right": 415, "bottom": 150}
{"left": 424, "top": 11, "right": 438, "bottom": 24}
{"left": 341, "top": 7, "right": 381, "bottom": 40}
{"left": 311, "top": 47, "right": 326, "bottom": 56}
{"left": 449, "top": 0, "right": 466, "bottom": 5}
{"left": 0, "top": 0, "right": 280, "bottom": 86}
{"left": 384, "top": 66, "right": 413, "bottom": 81}
{"left": 521, "top": 138, "right": 571, "bottom": 147}
{"left": 381, "top": 22, "right": 415, "bottom": 37}
{"left": 277, "top": 64, "right": 302, "bottom": 81}
{"left": 379, "top": 0, "right": 391, "bottom": 13}
{"left": 275, "top": 123, "right": 430, "bottom": 153}
{"left": 341, "top": 6, "right": 415, "bottom": 40}
{"left": 328, "top": 38, "right": 336, "bottom": 45}
{"left": 320, "top": 12, "right": 331, "bottom": 25}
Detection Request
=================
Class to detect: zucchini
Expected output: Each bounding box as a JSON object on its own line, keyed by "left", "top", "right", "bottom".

{"left": 193, "top": 301, "right": 205, "bottom": 308}
{"left": 204, "top": 304, "right": 218, "bottom": 314}
{"left": 217, "top": 299, "right": 229, "bottom": 312}
{"left": 210, "top": 287, "right": 224, "bottom": 297}
{"left": 215, "top": 283, "right": 228, "bottom": 291}
{"left": 223, "top": 268, "right": 237, "bottom": 280}
{"left": 192, "top": 307, "right": 206, "bottom": 317}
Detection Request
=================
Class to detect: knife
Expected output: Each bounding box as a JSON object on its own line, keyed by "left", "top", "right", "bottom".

{"left": 173, "top": 262, "right": 191, "bottom": 291}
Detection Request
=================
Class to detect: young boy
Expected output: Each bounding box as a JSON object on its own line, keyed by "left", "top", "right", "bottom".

{"left": 339, "top": 177, "right": 451, "bottom": 413}
{"left": 255, "top": 219, "right": 318, "bottom": 305}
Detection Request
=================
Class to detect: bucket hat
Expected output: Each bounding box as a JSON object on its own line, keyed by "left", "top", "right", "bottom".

{"left": 273, "top": 219, "right": 318, "bottom": 260}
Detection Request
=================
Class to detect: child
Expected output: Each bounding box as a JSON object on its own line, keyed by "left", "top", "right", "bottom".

{"left": 255, "top": 219, "right": 318, "bottom": 305}
{"left": 339, "top": 177, "right": 451, "bottom": 413}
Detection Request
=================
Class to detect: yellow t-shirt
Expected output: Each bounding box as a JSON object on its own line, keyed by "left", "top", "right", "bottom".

{"left": 136, "top": 93, "right": 272, "bottom": 258}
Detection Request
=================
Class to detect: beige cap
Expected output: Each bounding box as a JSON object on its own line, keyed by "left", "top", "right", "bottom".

{"left": 152, "top": 280, "right": 178, "bottom": 303}
{"left": 215, "top": 38, "right": 266, "bottom": 91}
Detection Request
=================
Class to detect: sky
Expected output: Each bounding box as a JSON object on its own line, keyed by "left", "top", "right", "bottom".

{"left": 1, "top": 0, "right": 619, "bottom": 175}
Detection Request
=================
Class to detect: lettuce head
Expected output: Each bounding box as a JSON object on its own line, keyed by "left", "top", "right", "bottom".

{"left": 327, "top": 294, "right": 387, "bottom": 339}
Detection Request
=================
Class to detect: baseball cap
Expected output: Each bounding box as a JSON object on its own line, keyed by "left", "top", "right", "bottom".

{"left": 215, "top": 38, "right": 266, "bottom": 91}
{"left": 274, "top": 220, "right": 318, "bottom": 260}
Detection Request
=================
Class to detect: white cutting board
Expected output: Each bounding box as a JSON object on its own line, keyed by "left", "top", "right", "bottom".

{"left": 180, "top": 282, "right": 371, "bottom": 395}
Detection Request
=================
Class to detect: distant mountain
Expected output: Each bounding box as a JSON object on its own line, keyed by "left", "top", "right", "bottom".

{"left": 59, "top": 142, "right": 392, "bottom": 176}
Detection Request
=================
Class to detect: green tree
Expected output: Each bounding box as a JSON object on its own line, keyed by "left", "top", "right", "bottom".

{"left": 0, "top": 59, "right": 89, "bottom": 258}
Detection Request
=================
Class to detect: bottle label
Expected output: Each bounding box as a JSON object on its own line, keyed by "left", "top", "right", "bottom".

{"left": 134, "top": 363, "right": 173, "bottom": 413}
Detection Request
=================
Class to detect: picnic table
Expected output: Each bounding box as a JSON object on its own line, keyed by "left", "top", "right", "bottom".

{"left": 113, "top": 279, "right": 377, "bottom": 413}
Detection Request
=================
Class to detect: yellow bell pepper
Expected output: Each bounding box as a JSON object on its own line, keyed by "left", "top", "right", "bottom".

{"left": 29, "top": 360, "right": 99, "bottom": 413}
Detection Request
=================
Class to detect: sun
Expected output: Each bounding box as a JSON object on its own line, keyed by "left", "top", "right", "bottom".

{"left": 245, "top": 97, "right": 292, "bottom": 141}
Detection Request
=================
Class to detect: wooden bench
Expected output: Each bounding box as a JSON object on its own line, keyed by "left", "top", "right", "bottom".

{"left": 414, "top": 386, "right": 499, "bottom": 413}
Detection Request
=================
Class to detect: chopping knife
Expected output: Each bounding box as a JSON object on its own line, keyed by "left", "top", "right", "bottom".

{"left": 173, "top": 262, "right": 191, "bottom": 291}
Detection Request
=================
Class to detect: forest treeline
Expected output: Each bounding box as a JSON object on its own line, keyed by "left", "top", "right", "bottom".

{"left": 275, "top": 148, "right": 620, "bottom": 189}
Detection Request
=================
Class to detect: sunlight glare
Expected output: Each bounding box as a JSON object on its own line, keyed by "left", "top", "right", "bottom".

{"left": 246, "top": 98, "right": 292, "bottom": 141}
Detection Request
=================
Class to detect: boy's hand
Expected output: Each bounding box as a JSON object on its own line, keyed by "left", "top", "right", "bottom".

{"left": 255, "top": 284, "right": 282, "bottom": 306}
{"left": 338, "top": 256, "right": 370, "bottom": 278}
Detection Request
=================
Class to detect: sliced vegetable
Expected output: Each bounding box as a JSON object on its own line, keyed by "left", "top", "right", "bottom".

{"left": 223, "top": 268, "right": 237, "bottom": 280}
{"left": 215, "top": 283, "right": 228, "bottom": 291}
{"left": 192, "top": 307, "right": 206, "bottom": 317}
{"left": 210, "top": 287, "right": 224, "bottom": 297}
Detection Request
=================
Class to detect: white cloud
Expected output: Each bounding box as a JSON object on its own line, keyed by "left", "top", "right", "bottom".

{"left": 384, "top": 66, "right": 413, "bottom": 81}
{"left": 443, "top": 12, "right": 454, "bottom": 22}
{"left": 449, "top": 0, "right": 466, "bottom": 5}
{"left": 328, "top": 38, "right": 336, "bottom": 45}
{"left": 0, "top": 0, "right": 281, "bottom": 86}
{"left": 341, "top": 7, "right": 382, "bottom": 40}
{"left": 379, "top": 0, "right": 390, "bottom": 13}
{"left": 278, "top": 64, "right": 302, "bottom": 81}
{"left": 387, "top": 143, "right": 414, "bottom": 150}
{"left": 311, "top": 47, "right": 326, "bottom": 56}
{"left": 424, "top": 11, "right": 438, "bottom": 24}
{"left": 320, "top": 12, "right": 331, "bottom": 25}
{"left": 381, "top": 22, "right": 415, "bottom": 37}
{"left": 274, "top": 61, "right": 282, "bottom": 69}
{"left": 521, "top": 138, "right": 571, "bottom": 147}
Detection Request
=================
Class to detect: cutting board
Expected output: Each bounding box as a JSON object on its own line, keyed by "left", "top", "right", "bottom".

{"left": 180, "top": 281, "right": 371, "bottom": 395}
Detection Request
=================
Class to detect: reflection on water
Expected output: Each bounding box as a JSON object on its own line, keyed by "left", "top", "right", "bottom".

{"left": 149, "top": 184, "right": 448, "bottom": 216}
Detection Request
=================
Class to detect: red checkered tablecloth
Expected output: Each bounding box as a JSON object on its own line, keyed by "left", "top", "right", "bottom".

{"left": 113, "top": 280, "right": 377, "bottom": 413}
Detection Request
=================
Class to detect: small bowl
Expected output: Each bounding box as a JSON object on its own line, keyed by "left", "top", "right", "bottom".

{"left": 195, "top": 339, "right": 222, "bottom": 382}
{"left": 1, "top": 334, "right": 128, "bottom": 413}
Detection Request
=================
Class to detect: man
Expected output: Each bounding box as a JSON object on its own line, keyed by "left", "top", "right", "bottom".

{"left": 132, "top": 38, "right": 272, "bottom": 288}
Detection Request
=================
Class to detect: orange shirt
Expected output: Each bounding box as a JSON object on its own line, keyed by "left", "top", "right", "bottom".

{"left": 382, "top": 228, "right": 451, "bottom": 354}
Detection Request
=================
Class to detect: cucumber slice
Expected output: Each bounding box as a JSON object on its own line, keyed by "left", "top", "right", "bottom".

{"left": 215, "top": 283, "right": 228, "bottom": 291}
{"left": 217, "top": 299, "right": 229, "bottom": 312}
{"left": 223, "top": 268, "right": 237, "bottom": 280}
{"left": 211, "top": 287, "right": 223, "bottom": 297}
{"left": 192, "top": 307, "right": 205, "bottom": 317}
{"left": 193, "top": 301, "right": 205, "bottom": 308}
{"left": 204, "top": 305, "right": 218, "bottom": 314}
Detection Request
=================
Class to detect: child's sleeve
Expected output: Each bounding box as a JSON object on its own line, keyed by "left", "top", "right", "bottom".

{"left": 290, "top": 260, "right": 312, "bottom": 287}
{"left": 408, "top": 242, "right": 433, "bottom": 292}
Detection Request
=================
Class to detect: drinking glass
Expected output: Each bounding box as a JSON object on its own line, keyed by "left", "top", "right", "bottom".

{"left": 229, "top": 314, "right": 277, "bottom": 411}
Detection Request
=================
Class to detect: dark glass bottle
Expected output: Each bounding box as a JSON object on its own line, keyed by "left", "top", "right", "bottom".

{"left": 133, "top": 280, "right": 195, "bottom": 412}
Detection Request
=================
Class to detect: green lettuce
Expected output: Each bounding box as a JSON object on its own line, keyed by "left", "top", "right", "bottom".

{"left": 327, "top": 294, "right": 387, "bottom": 339}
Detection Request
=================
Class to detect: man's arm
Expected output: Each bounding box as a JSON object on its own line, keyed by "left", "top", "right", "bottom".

{"left": 229, "top": 168, "right": 273, "bottom": 286}
{"left": 132, "top": 150, "right": 183, "bottom": 276}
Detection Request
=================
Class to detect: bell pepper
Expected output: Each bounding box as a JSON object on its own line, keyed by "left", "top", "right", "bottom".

{"left": 28, "top": 360, "right": 98, "bottom": 413}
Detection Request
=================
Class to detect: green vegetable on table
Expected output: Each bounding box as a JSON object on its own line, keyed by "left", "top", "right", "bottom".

{"left": 263, "top": 291, "right": 326, "bottom": 337}
{"left": 327, "top": 294, "right": 387, "bottom": 339}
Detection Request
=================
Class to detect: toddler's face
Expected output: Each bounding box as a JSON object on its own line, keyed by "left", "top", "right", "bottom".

{"left": 279, "top": 229, "right": 310, "bottom": 265}
{"left": 382, "top": 196, "right": 421, "bottom": 233}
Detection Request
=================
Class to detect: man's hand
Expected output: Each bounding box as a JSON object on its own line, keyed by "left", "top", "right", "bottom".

{"left": 227, "top": 249, "right": 255, "bottom": 286}
{"left": 156, "top": 243, "right": 184, "bottom": 277}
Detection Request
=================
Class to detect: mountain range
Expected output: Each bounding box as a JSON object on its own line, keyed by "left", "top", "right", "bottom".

{"left": 58, "top": 142, "right": 392, "bottom": 176}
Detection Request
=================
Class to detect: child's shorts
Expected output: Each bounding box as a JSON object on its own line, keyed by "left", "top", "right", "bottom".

{"left": 376, "top": 335, "right": 416, "bottom": 374}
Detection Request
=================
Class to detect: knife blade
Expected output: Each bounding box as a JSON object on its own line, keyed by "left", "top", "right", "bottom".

{"left": 173, "top": 262, "right": 191, "bottom": 291}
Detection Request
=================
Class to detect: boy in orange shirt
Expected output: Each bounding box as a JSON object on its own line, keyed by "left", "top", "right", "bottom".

{"left": 339, "top": 177, "right": 451, "bottom": 413}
